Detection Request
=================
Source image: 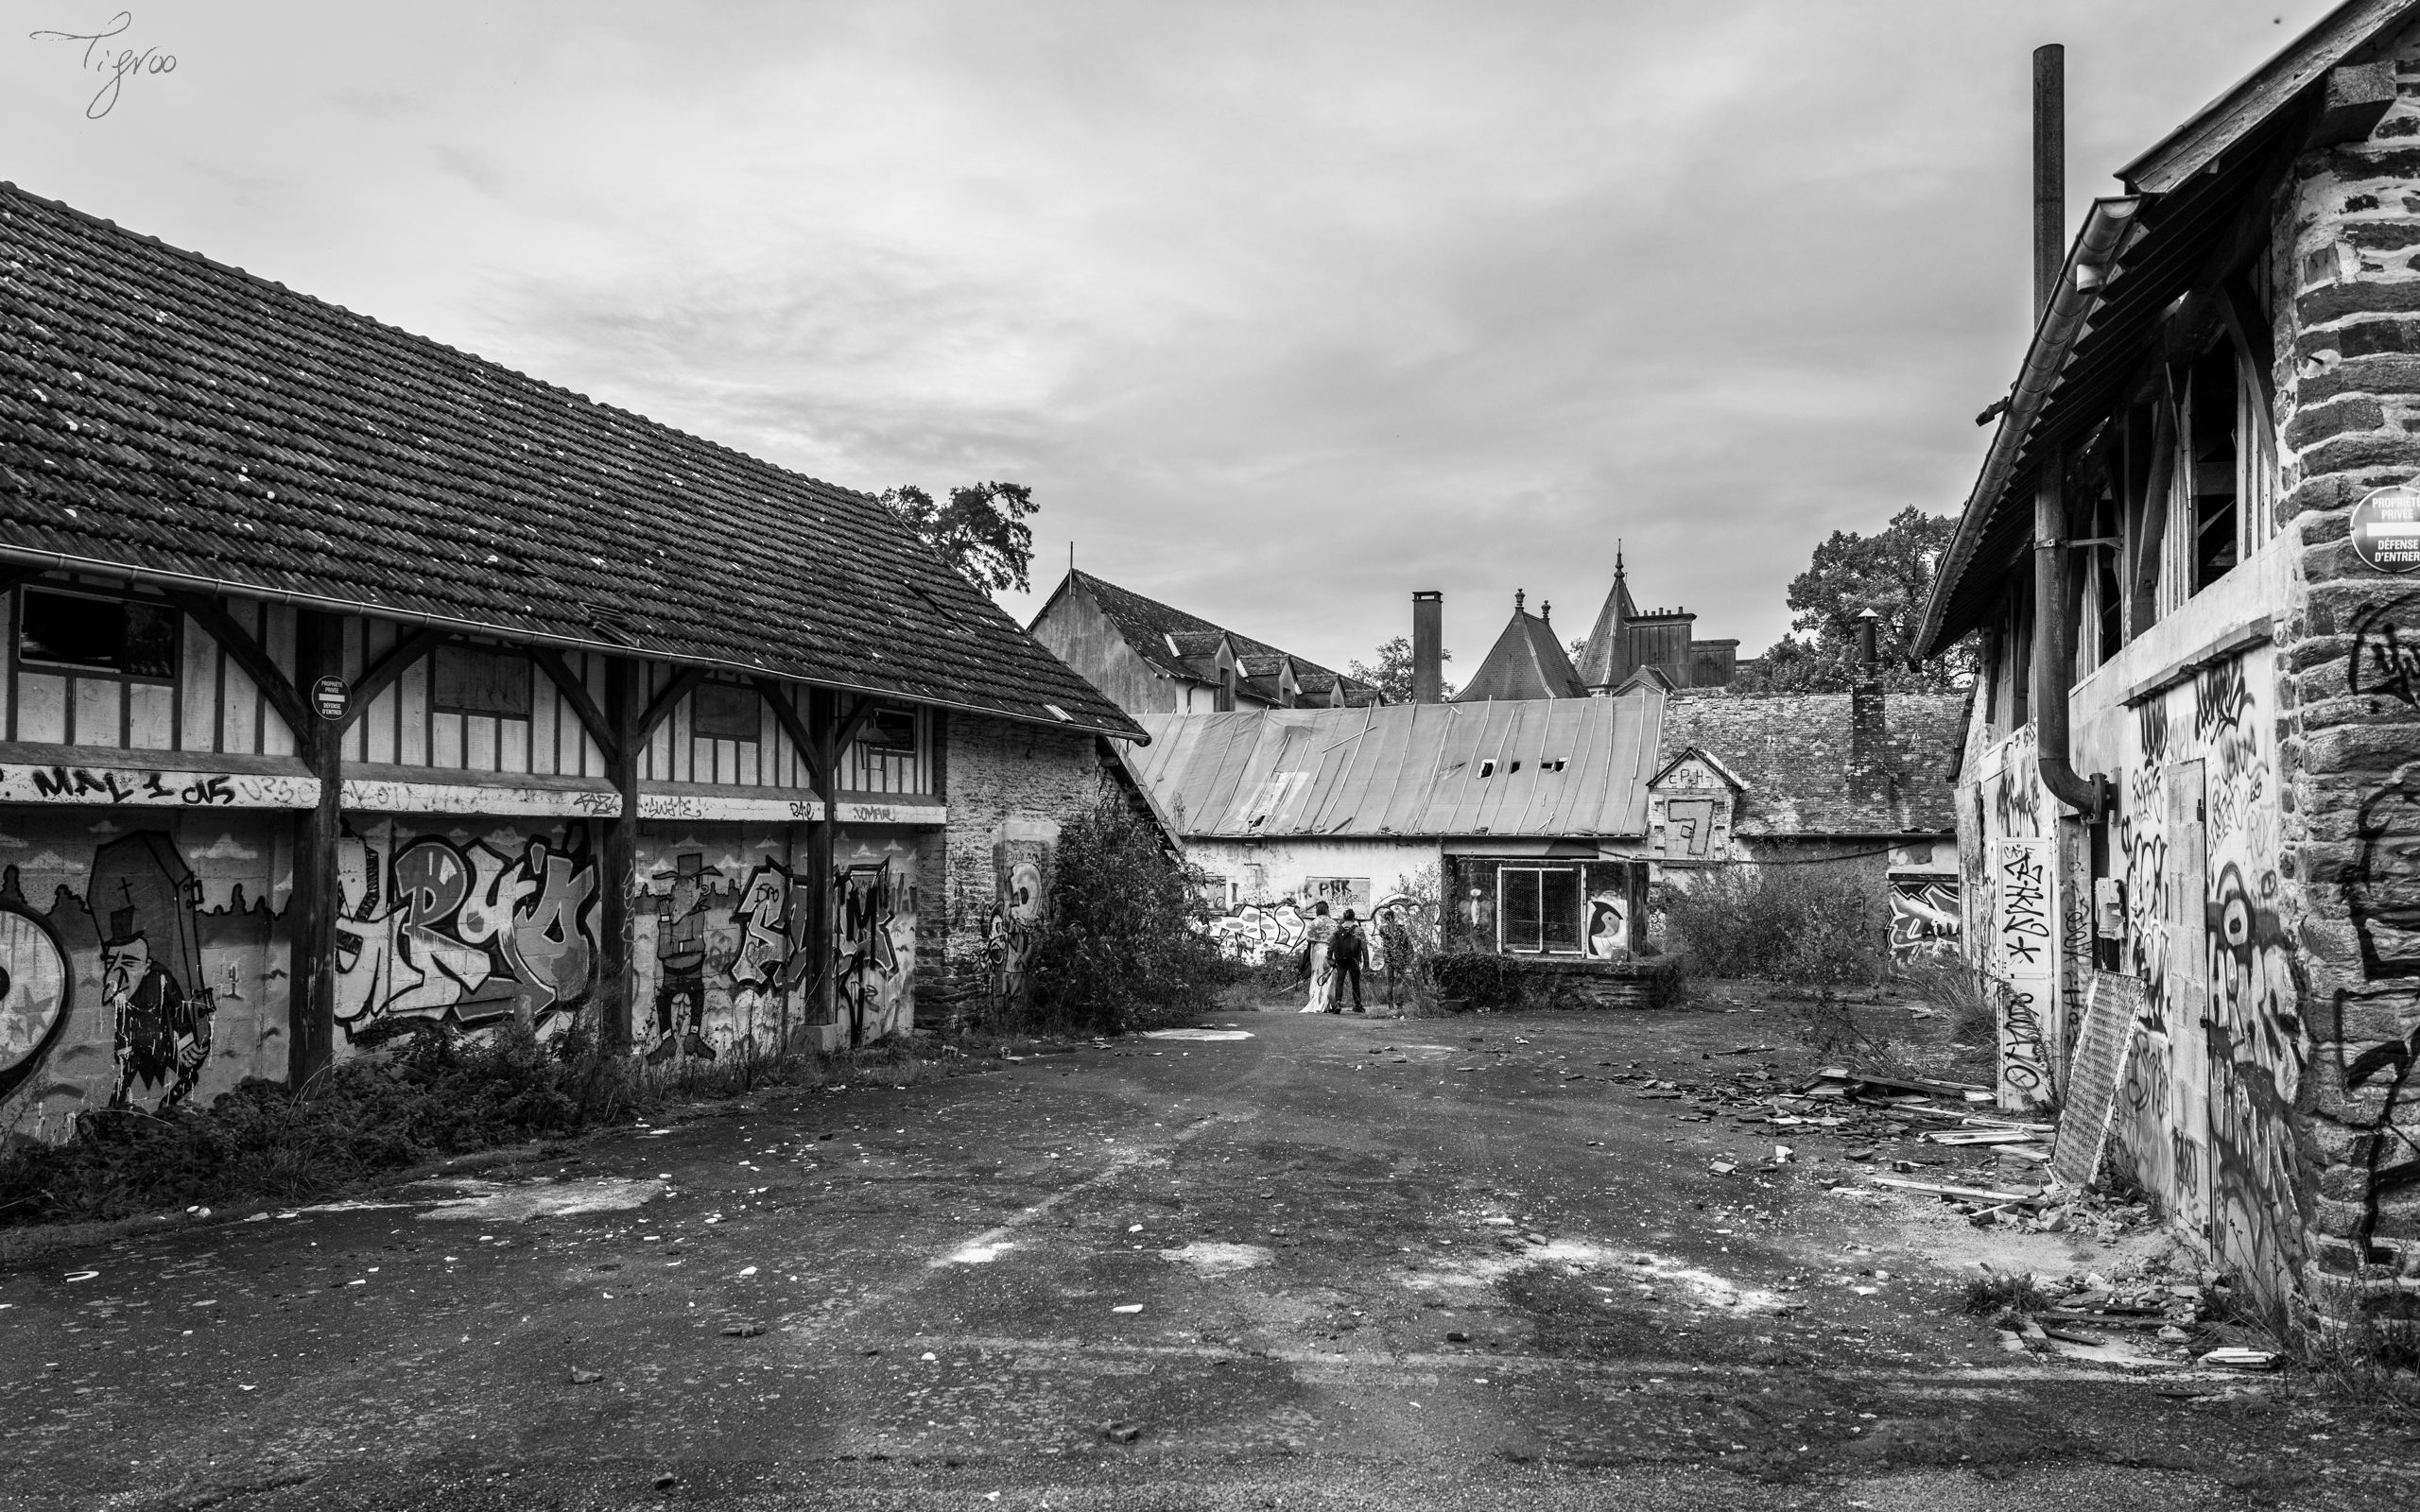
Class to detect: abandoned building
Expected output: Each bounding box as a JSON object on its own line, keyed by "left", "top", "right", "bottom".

{"left": 1132, "top": 612, "right": 1962, "bottom": 984}
{"left": 1026, "top": 568, "right": 1385, "bottom": 718}
{"left": 1912, "top": 10, "right": 2420, "bottom": 1338}
{"left": 0, "top": 181, "right": 1151, "bottom": 1145}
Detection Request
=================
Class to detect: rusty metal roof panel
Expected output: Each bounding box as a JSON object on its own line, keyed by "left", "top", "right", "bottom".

{"left": 1132, "top": 695, "right": 1661, "bottom": 839}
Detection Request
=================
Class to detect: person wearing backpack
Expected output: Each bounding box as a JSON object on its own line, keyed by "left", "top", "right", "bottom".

{"left": 1327, "top": 908, "right": 1368, "bottom": 1014}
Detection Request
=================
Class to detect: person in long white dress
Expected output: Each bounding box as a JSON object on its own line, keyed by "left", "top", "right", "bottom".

{"left": 1298, "top": 902, "right": 1337, "bottom": 1013}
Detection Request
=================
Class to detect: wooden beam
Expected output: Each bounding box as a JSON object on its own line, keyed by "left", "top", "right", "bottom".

{"left": 2220, "top": 271, "right": 2278, "bottom": 413}
{"left": 289, "top": 610, "right": 346, "bottom": 1086}
{"left": 596, "top": 657, "right": 645, "bottom": 1055}
{"left": 164, "top": 590, "right": 311, "bottom": 736}
{"left": 534, "top": 647, "right": 620, "bottom": 767}
{"left": 833, "top": 696, "right": 877, "bottom": 764}
{"left": 804, "top": 686, "right": 838, "bottom": 1044}
{"left": 340, "top": 626, "right": 443, "bottom": 733}
{"left": 636, "top": 665, "right": 706, "bottom": 747}
{"left": 751, "top": 677, "right": 825, "bottom": 800}
{"left": 2131, "top": 373, "right": 2180, "bottom": 634}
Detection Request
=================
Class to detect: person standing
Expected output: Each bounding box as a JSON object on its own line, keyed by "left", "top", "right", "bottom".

{"left": 1328, "top": 908, "right": 1368, "bottom": 1014}
{"left": 1298, "top": 902, "right": 1338, "bottom": 1013}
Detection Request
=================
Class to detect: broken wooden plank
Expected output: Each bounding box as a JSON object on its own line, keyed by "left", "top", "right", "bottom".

{"left": 1864, "top": 1175, "right": 2046, "bottom": 1204}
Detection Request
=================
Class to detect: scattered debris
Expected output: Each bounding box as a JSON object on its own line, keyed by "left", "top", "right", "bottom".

{"left": 570, "top": 1367, "right": 604, "bottom": 1384}
{"left": 1112, "top": 1303, "right": 1144, "bottom": 1314}
{"left": 2201, "top": 1347, "right": 2280, "bottom": 1370}
{"left": 1102, "top": 1420, "right": 1144, "bottom": 1443}
{"left": 719, "top": 1321, "right": 765, "bottom": 1337}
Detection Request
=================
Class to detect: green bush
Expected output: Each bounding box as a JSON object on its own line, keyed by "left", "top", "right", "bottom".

{"left": 1023, "top": 797, "right": 1230, "bottom": 1034}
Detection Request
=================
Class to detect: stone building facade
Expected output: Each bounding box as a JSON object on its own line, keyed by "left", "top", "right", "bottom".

{"left": 1914, "top": 8, "right": 2420, "bottom": 1338}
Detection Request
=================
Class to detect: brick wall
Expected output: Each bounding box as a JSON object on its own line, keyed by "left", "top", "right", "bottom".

{"left": 918, "top": 712, "right": 1120, "bottom": 1023}
{"left": 2270, "top": 34, "right": 2420, "bottom": 1333}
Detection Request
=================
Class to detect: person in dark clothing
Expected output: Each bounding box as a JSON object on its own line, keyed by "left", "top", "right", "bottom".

{"left": 1328, "top": 908, "right": 1367, "bottom": 1014}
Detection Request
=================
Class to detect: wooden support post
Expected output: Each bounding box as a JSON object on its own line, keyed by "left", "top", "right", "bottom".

{"left": 598, "top": 657, "right": 643, "bottom": 1053}
{"left": 290, "top": 610, "right": 344, "bottom": 1086}
{"left": 805, "top": 686, "right": 840, "bottom": 1046}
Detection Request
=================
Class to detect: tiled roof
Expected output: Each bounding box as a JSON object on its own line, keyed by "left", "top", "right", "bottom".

{"left": 1046, "top": 570, "right": 1382, "bottom": 705}
{"left": 1454, "top": 605, "right": 1587, "bottom": 702}
{"left": 1655, "top": 692, "right": 1967, "bottom": 835}
{"left": 0, "top": 182, "right": 1142, "bottom": 741}
{"left": 1132, "top": 695, "right": 1661, "bottom": 838}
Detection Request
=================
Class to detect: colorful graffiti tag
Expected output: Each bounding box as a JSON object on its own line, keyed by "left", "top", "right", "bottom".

{"left": 335, "top": 826, "right": 599, "bottom": 1042}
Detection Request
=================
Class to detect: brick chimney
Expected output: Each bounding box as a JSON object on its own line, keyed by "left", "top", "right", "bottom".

{"left": 1412, "top": 591, "right": 1443, "bottom": 704}
{"left": 1849, "top": 608, "right": 1890, "bottom": 806}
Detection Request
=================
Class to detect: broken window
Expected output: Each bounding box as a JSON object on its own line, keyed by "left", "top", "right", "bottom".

{"left": 16, "top": 590, "right": 177, "bottom": 680}
{"left": 1497, "top": 867, "right": 1582, "bottom": 954}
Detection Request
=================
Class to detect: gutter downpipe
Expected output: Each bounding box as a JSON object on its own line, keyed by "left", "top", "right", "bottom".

{"left": 2031, "top": 46, "right": 2113, "bottom": 820}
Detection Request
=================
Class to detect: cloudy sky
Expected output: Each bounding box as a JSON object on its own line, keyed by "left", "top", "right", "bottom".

{"left": 2, "top": 0, "right": 2329, "bottom": 674}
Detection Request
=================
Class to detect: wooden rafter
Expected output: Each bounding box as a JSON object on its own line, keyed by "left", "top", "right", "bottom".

{"left": 636, "top": 665, "right": 706, "bottom": 746}
{"left": 164, "top": 590, "right": 311, "bottom": 736}
{"left": 342, "top": 626, "right": 443, "bottom": 732}
{"left": 533, "top": 647, "right": 620, "bottom": 765}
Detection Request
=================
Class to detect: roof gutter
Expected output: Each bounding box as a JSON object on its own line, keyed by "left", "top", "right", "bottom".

{"left": 1911, "top": 196, "right": 2142, "bottom": 663}
{"left": 0, "top": 542, "right": 1150, "bottom": 746}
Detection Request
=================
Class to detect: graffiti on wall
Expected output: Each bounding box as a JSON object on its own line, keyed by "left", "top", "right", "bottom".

{"left": 634, "top": 834, "right": 918, "bottom": 1060}
{"left": 2321, "top": 760, "right": 2420, "bottom": 1259}
{"left": 0, "top": 823, "right": 284, "bottom": 1137}
{"left": 0, "top": 904, "right": 71, "bottom": 1103}
{"left": 836, "top": 860, "right": 908, "bottom": 1048}
{"left": 1204, "top": 900, "right": 1306, "bottom": 963}
{"left": 335, "top": 826, "right": 599, "bottom": 1043}
{"left": 1994, "top": 838, "right": 2054, "bottom": 1108}
{"left": 2349, "top": 592, "right": 2420, "bottom": 711}
{"left": 983, "top": 819, "right": 1057, "bottom": 1016}
{"left": 1888, "top": 878, "right": 1962, "bottom": 960}
{"left": 1585, "top": 892, "right": 1630, "bottom": 959}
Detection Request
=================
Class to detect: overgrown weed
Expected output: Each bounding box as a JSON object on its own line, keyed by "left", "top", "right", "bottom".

{"left": 0, "top": 1022, "right": 963, "bottom": 1229}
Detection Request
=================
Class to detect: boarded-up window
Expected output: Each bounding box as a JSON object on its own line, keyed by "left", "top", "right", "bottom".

{"left": 693, "top": 681, "right": 762, "bottom": 740}
{"left": 17, "top": 591, "right": 177, "bottom": 679}
{"left": 431, "top": 644, "right": 531, "bottom": 718}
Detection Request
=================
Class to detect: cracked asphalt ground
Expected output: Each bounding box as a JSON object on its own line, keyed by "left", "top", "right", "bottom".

{"left": 5, "top": 1007, "right": 2418, "bottom": 1511}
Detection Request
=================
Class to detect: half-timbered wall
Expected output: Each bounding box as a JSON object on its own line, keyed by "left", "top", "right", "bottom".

{"left": 2, "top": 585, "right": 935, "bottom": 797}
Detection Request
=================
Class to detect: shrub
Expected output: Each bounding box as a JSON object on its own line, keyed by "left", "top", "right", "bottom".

{"left": 1023, "top": 797, "right": 1228, "bottom": 1035}
{"left": 1659, "top": 860, "right": 1892, "bottom": 990}
{"left": 1903, "top": 957, "right": 1996, "bottom": 1046}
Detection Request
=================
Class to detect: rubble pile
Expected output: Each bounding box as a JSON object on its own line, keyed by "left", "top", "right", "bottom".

{"left": 1982, "top": 1264, "right": 2277, "bottom": 1371}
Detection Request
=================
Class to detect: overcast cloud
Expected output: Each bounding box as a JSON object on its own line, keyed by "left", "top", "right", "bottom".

{"left": 1, "top": 0, "right": 2332, "bottom": 671}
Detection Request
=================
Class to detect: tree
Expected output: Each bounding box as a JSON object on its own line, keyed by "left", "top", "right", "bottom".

{"left": 1732, "top": 506, "right": 1976, "bottom": 694}
{"left": 880, "top": 482, "right": 1038, "bottom": 594}
{"left": 1348, "top": 636, "right": 1453, "bottom": 702}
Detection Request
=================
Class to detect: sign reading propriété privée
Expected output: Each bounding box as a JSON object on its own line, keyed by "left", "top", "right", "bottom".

{"left": 311, "top": 676, "right": 352, "bottom": 722}
{"left": 2351, "top": 483, "right": 2420, "bottom": 575}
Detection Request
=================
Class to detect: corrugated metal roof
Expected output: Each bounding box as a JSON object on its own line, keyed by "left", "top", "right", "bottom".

{"left": 1132, "top": 694, "right": 1663, "bottom": 838}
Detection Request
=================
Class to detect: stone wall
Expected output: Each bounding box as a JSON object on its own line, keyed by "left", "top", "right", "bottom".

{"left": 2269, "top": 37, "right": 2420, "bottom": 1333}
{"left": 921, "top": 713, "right": 1125, "bottom": 1025}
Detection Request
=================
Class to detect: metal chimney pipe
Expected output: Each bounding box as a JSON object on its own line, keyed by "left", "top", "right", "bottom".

{"left": 2033, "top": 43, "right": 2065, "bottom": 323}
{"left": 1411, "top": 591, "right": 1443, "bottom": 704}
{"left": 1856, "top": 607, "right": 1880, "bottom": 679}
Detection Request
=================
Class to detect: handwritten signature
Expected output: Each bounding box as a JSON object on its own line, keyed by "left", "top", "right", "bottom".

{"left": 28, "top": 10, "right": 175, "bottom": 119}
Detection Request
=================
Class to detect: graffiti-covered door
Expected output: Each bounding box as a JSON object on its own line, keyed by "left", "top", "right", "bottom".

{"left": 2163, "top": 759, "right": 2212, "bottom": 1243}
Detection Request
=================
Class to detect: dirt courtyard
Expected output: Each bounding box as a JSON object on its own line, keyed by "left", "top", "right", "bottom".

{"left": 1, "top": 995, "right": 2413, "bottom": 1510}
